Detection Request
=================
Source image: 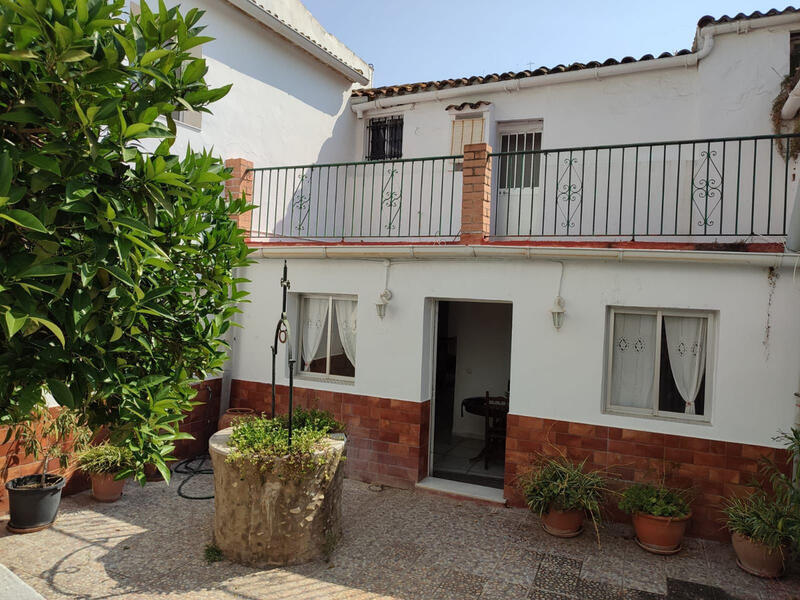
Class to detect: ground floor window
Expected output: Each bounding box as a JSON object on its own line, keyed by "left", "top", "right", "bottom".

{"left": 299, "top": 295, "right": 357, "bottom": 379}
{"left": 605, "top": 308, "right": 712, "bottom": 422}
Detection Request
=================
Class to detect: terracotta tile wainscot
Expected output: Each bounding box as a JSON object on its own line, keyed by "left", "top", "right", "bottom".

{"left": 504, "top": 414, "right": 790, "bottom": 541}
{"left": 229, "top": 380, "right": 430, "bottom": 489}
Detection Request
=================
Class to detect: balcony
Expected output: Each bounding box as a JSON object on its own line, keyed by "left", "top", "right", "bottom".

{"left": 243, "top": 134, "right": 798, "bottom": 249}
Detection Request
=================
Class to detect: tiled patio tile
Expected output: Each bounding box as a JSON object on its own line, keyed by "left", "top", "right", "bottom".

{"left": 533, "top": 566, "right": 578, "bottom": 595}
{"left": 575, "top": 578, "right": 622, "bottom": 599}
{"left": 437, "top": 568, "right": 488, "bottom": 597}
{"left": 494, "top": 546, "right": 542, "bottom": 586}
{"left": 527, "top": 588, "right": 573, "bottom": 600}
{"left": 480, "top": 579, "right": 531, "bottom": 600}
{"left": 539, "top": 553, "right": 582, "bottom": 575}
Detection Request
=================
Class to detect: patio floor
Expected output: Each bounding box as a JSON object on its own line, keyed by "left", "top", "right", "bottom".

{"left": 1, "top": 466, "right": 799, "bottom": 600}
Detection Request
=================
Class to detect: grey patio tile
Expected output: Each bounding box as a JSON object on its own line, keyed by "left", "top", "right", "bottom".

{"left": 494, "top": 546, "right": 542, "bottom": 586}
{"left": 533, "top": 566, "right": 578, "bottom": 595}
{"left": 480, "top": 579, "right": 531, "bottom": 600}
{"left": 580, "top": 554, "right": 625, "bottom": 586}
{"left": 437, "top": 568, "right": 488, "bottom": 598}
{"left": 576, "top": 578, "right": 623, "bottom": 599}
{"left": 539, "top": 553, "right": 582, "bottom": 575}
{"left": 621, "top": 590, "right": 665, "bottom": 600}
{"left": 527, "top": 588, "right": 573, "bottom": 600}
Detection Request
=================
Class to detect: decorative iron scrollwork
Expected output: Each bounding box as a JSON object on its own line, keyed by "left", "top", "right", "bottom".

{"left": 381, "top": 167, "right": 401, "bottom": 232}
{"left": 691, "top": 149, "right": 723, "bottom": 228}
{"left": 556, "top": 156, "right": 583, "bottom": 231}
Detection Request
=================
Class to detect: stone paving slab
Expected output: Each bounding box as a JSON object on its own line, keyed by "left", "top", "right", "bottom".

{"left": 0, "top": 469, "right": 798, "bottom": 600}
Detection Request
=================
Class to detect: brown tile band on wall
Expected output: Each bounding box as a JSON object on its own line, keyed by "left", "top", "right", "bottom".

{"left": 504, "top": 414, "right": 790, "bottom": 541}
{"left": 0, "top": 380, "right": 221, "bottom": 517}
{"left": 229, "top": 379, "right": 430, "bottom": 489}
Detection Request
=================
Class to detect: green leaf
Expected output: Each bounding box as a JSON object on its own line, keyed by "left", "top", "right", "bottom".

{"left": 46, "top": 379, "right": 74, "bottom": 408}
{"left": 140, "top": 48, "right": 170, "bottom": 66}
{"left": 0, "top": 152, "right": 11, "bottom": 196}
{"left": 110, "top": 326, "right": 123, "bottom": 342}
{"left": 29, "top": 317, "right": 65, "bottom": 347}
{"left": 61, "top": 49, "right": 90, "bottom": 63}
{"left": 0, "top": 209, "right": 48, "bottom": 233}
{"left": 4, "top": 311, "right": 27, "bottom": 338}
{"left": 0, "top": 109, "right": 38, "bottom": 123}
{"left": 105, "top": 265, "right": 135, "bottom": 288}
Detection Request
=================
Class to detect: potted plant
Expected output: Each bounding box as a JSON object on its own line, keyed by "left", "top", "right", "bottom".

{"left": 724, "top": 491, "right": 791, "bottom": 578}
{"left": 722, "top": 428, "right": 800, "bottom": 578}
{"left": 4, "top": 406, "right": 91, "bottom": 533}
{"left": 520, "top": 455, "right": 607, "bottom": 539}
{"left": 77, "top": 443, "right": 135, "bottom": 503}
{"left": 619, "top": 483, "right": 691, "bottom": 554}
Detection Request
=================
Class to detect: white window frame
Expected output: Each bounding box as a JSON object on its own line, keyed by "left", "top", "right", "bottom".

{"left": 297, "top": 293, "right": 357, "bottom": 383}
{"left": 603, "top": 306, "right": 715, "bottom": 424}
{"left": 495, "top": 120, "right": 543, "bottom": 191}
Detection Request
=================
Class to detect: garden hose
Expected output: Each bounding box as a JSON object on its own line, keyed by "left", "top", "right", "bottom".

{"left": 173, "top": 454, "right": 214, "bottom": 500}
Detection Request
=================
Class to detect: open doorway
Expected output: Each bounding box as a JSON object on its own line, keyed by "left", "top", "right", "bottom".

{"left": 431, "top": 300, "right": 512, "bottom": 489}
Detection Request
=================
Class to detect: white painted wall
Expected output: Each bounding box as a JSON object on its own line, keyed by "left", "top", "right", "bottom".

{"left": 231, "top": 256, "right": 800, "bottom": 449}
{"left": 148, "top": 0, "right": 369, "bottom": 169}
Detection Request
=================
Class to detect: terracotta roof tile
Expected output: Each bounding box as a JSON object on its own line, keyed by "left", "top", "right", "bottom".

{"left": 444, "top": 101, "right": 492, "bottom": 111}
{"left": 351, "top": 7, "right": 800, "bottom": 101}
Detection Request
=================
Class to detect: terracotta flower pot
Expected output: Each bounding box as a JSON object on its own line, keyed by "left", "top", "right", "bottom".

{"left": 732, "top": 532, "right": 786, "bottom": 578}
{"left": 541, "top": 507, "right": 584, "bottom": 537}
{"left": 91, "top": 473, "right": 126, "bottom": 503}
{"left": 217, "top": 407, "right": 255, "bottom": 431}
{"left": 632, "top": 511, "right": 691, "bottom": 554}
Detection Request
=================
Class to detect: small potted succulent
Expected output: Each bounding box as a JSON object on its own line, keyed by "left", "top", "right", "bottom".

{"left": 619, "top": 483, "right": 691, "bottom": 554}
{"left": 77, "top": 443, "right": 135, "bottom": 503}
{"left": 520, "top": 455, "right": 607, "bottom": 539}
{"left": 724, "top": 491, "right": 791, "bottom": 578}
{"left": 4, "top": 406, "right": 91, "bottom": 533}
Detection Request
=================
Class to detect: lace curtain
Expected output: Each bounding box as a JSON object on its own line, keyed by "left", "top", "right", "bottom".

{"left": 664, "top": 316, "right": 707, "bottom": 415}
{"left": 335, "top": 300, "right": 357, "bottom": 365}
{"left": 301, "top": 298, "right": 329, "bottom": 366}
{"left": 610, "top": 313, "right": 657, "bottom": 409}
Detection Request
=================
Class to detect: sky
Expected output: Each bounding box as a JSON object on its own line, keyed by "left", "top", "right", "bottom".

{"left": 300, "top": 1, "right": 782, "bottom": 87}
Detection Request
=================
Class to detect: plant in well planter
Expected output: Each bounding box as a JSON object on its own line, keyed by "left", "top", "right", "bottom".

{"left": 4, "top": 406, "right": 91, "bottom": 533}
{"left": 209, "top": 409, "right": 347, "bottom": 566}
{"left": 520, "top": 455, "right": 608, "bottom": 539}
{"left": 77, "top": 444, "right": 135, "bottom": 503}
{"left": 619, "top": 483, "right": 691, "bottom": 554}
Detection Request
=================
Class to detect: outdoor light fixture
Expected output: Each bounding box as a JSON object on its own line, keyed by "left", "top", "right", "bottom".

{"left": 375, "top": 289, "right": 393, "bottom": 319}
{"left": 550, "top": 296, "right": 565, "bottom": 330}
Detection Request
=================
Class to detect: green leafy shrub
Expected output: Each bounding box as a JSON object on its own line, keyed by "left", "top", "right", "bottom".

{"left": 227, "top": 410, "right": 340, "bottom": 478}
{"left": 722, "top": 428, "right": 800, "bottom": 552}
{"left": 618, "top": 483, "right": 690, "bottom": 518}
{"left": 77, "top": 443, "right": 134, "bottom": 475}
{"left": 520, "top": 456, "right": 607, "bottom": 519}
{"left": 0, "top": 0, "right": 251, "bottom": 482}
{"left": 724, "top": 491, "right": 794, "bottom": 550}
{"left": 277, "top": 407, "right": 344, "bottom": 434}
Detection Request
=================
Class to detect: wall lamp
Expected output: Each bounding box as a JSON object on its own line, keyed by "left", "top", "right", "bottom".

{"left": 550, "top": 261, "right": 566, "bottom": 330}
{"left": 550, "top": 296, "right": 565, "bottom": 330}
{"left": 376, "top": 289, "right": 392, "bottom": 319}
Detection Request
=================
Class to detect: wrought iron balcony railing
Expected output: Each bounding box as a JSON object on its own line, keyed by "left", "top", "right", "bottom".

{"left": 246, "top": 155, "right": 462, "bottom": 241}
{"left": 245, "top": 134, "right": 798, "bottom": 244}
{"left": 490, "top": 133, "right": 799, "bottom": 240}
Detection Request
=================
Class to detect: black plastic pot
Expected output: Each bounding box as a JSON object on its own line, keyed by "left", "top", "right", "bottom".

{"left": 5, "top": 474, "right": 66, "bottom": 533}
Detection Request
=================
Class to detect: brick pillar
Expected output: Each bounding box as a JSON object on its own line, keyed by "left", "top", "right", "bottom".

{"left": 224, "top": 158, "right": 254, "bottom": 236}
{"left": 460, "top": 142, "right": 492, "bottom": 244}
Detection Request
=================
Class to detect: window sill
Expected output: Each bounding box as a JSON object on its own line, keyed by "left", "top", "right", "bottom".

{"left": 296, "top": 373, "right": 355, "bottom": 386}
{"left": 604, "top": 408, "right": 711, "bottom": 426}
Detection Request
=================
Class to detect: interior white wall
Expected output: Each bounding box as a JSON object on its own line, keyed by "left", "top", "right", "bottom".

{"left": 232, "top": 257, "right": 800, "bottom": 449}
{"left": 445, "top": 302, "right": 512, "bottom": 438}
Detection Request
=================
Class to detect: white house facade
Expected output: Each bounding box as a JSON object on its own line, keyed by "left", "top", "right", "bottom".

{"left": 177, "top": 3, "right": 800, "bottom": 540}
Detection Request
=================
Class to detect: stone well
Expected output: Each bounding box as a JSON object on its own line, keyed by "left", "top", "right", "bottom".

{"left": 208, "top": 428, "right": 346, "bottom": 566}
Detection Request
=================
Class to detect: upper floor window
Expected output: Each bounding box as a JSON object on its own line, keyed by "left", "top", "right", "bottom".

{"left": 605, "top": 308, "right": 713, "bottom": 423}
{"left": 791, "top": 32, "right": 800, "bottom": 76}
{"left": 299, "top": 294, "right": 357, "bottom": 379}
{"left": 366, "top": 116, "right": 403, "bottom": 160}
{"left": 497, "top": 122, "right": 542, "bottom": 190}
